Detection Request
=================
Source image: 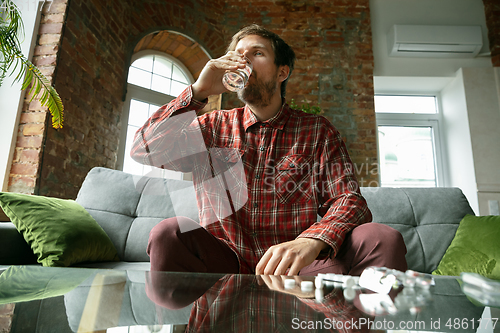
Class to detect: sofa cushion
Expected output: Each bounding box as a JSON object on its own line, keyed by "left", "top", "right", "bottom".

{"left": 432, "top": 214, "right": 500, "bottom": 279}
{"left": 360, "top": 187, "right": 475, "bottom": 273}
{"left": 76, "top": 167, "right": 199, "bottom": 262}
{"left": 0, "top": 192, "right": 119, "bottom": 267}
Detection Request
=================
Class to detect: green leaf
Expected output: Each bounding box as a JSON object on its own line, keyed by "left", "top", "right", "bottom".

{"left": 289, "top": 99, "right": 321, "bottom": 115}
{"left": 0, "top": 0, "right": 63, "bottom": 128}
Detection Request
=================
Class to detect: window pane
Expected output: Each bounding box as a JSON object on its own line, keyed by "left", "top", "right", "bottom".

{"left": 124, "top": 53, "right": 194, "bottom": 178}
{"left": 124, "top": 100, "right": 163, "bottom": 176}
{"left": 131, "top": 55, "right": 154, "bottom": 72}
{"left": 148, "top": 104, "right": 161, "bottom": 118}
{"left": 378, "top": 126, "right": 437, "bottom": 187}
{"left": 153, "top": 56, "right": 173, "bottom": 78}
{"left": 123, "top": 124, "right": 145, "bottom": 176}
{"left": 170, "top": 80, "right": 188, "bottom": 97}
{"left": 151, "top": 75, "right": 171, "bottom": 95}
{"left": 375, "top": 95, "right": 437, "bottom": 114}
{"left": 172, "top": 64, "right": 189, "bottom": 84}
{"left": 127, "top": 67, "right": 152, "bottom": 89}
{"left": 128, "top": 99, "right": 150, "bottom": 127}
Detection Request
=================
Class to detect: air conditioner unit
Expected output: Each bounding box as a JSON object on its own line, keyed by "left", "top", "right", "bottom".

{"left": 388, "top": 25, "right": 483, "bottom": 58}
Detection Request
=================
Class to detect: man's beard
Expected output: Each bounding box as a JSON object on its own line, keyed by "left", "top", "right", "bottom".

{"left": 237, "top": 70, "right": 278, "bottom": 108}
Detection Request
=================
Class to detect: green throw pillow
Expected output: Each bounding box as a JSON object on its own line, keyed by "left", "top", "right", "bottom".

{"left": 0, "top": 192, "right": 119, "bottom": 267}
{"left": 432, "top": 214, "right": 500, "bottom": 280}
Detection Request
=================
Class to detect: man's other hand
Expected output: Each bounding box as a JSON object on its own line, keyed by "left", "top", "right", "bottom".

{"left": 255, "top": 238, "right": 329, "bottom": 276}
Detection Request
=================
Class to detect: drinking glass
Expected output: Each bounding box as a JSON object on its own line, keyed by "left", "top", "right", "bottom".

{"left": 222, "top": 57, "right": 252, "bottom": 92}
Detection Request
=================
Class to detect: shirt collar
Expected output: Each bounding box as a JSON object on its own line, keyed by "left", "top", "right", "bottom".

{"left": 243, "top": 100, "right": 290, "bottom": 131}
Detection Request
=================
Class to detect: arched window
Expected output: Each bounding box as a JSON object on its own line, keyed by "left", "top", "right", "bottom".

{"left": 117, "top": 50, "right": 194, "bottom": 179}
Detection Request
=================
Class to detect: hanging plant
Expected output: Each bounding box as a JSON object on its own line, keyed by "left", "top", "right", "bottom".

{"left": 0, "top": 0, "right": 63, "bottom": 128}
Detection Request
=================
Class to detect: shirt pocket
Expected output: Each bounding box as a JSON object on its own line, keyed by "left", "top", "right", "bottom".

{"left": 274, "top": 154, "right": 313, "bottom": 204}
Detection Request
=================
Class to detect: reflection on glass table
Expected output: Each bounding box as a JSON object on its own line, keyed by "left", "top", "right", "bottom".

{"left": 0, "top": 266, "right": 489, "bottom": 333}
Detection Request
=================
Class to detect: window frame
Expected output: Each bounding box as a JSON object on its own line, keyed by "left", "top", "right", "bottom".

{"left": 375, "top": 94, "right": 448, "bottom": 188}
{"left": 117, "top": 50, "right": 194, "bottom": 178}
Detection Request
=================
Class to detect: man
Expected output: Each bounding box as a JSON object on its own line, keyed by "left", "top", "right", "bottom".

{"left": 131, "top": 24, "right": 407, "bottom": 276}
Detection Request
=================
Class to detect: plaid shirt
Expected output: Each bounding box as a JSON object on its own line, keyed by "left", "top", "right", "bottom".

{"left": 131, "top": 86, "right": 372, "bottom": 274}
{"left": 185, "top": 274, "right": 370, "bottom": 333}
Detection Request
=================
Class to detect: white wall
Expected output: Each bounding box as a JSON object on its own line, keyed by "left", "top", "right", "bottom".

{"left": 370, "top": 0, "right": 491, "bottom": 78}
{"left": 461, "top": 67, "right": 500, "bottom": 215}
{"left": 0, "top": 0, "right": 42, "bottom": 191}
{"left": 436, "top": 67, "right": 500, "bottom": 216}
{"left": 440, "top": 69, "right": 479, "bottom": 213}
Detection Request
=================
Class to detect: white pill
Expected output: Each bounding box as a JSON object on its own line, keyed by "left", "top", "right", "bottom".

{"left": 315, "top": 276, "right": 324, "bottom": 289}
{"left": 284, "top": 279, "right": 296, "bottom": 289}
{"left": 326, "top": 273, "right": 338, "bottom": 281}
{"left": 343, "top": 277, "right": 355, "bottom": 289}
{"left": 315, "top": 288, "right": 324, "bottom": 302}
{"left": 301, "top": 281, "right": 314, "bottom": 291}
{"left": 343, "top": 287, "right": 356, "bottom": 301}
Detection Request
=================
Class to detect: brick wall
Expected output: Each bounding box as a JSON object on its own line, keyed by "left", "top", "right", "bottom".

{"left": 8, "top": 0, "right": 227, "bottom": 198}
{"left": 8, "top": 0, "right": 68, "bottom": 194}
{"left": 483, "top": 0, "right": 500, "bottom": 66}
{"left": 10, "top": 0, "right": 378, "bottom": 197}
{"left": 35, "top": 0, "right": 226, "bottom": 198}
{"left": 38, "top": 0, "right": 127, "bottom": 197}
{"left": 0, "top": 304, "right": 14, "bottom": 333}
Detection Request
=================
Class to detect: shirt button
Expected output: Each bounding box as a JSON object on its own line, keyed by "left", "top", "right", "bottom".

{"left": 253, "top": 203, "right": 258, "bottom": 208}
{"left": 251, "top": 232, "right": 258, "bottom": 237}
{"left": 181, "top": 101, "right": 187, "bottom": 106}
{"left": 224, "top": 156, "right": 229, "bottom": 161}
{"left": 259, "top": 146, "right": 265, "bottom": 151}
{"left": 289, "top": 163, "right": 295, "bottom": 168}
{"left": 255, "top": 174, "right": 260, "bottom": 179}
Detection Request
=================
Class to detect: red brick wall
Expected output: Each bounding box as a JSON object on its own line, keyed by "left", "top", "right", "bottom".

{"left": 8, "top": 0, "right": 68, "bottom": 194}
{"left": 483, "top": 0, "right": 500, "bottom": 66}
{"left": 18, "top": 0, "right": 227, "bottom": 198}
{"left": 0, "top": 304, "right": 14, "bottom": 333}
{"left": 42, "top": 0, "right": 228, "bottom": 198}
{"left": 11, "top": 0, "right": 378, "bottom": 197}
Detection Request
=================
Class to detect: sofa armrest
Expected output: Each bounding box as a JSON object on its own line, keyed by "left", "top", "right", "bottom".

{"left": 0, "top": 222, "right": 38, "bottom": 265}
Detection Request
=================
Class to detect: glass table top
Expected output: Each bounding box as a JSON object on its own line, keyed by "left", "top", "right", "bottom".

{"left": 0, "top": 266, "right": 492, "bottom": 332}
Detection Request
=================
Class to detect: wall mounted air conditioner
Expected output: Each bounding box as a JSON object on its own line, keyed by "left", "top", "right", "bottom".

{"left": 388, "top": 25, "right": 483, "bottom": 58}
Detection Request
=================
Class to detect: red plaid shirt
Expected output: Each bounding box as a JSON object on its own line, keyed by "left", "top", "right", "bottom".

{"left": 131, "top": 86, "right": 372, "bottom": 274}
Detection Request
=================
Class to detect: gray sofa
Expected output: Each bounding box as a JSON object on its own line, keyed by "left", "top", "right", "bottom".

{"left": 1, "top": 166, "right": 475, "bottom": 272}
{"left": 0, "top": 167, "right": 484, "bottom": 332}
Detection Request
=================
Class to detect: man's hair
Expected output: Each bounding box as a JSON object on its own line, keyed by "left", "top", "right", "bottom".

{"left": 226, "top": 24, "right": 296, "bottom": 98}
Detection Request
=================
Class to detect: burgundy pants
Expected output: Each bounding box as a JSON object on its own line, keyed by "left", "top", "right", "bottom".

{"left": 147, "top": 217, "right": 407, "bottom": 275}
